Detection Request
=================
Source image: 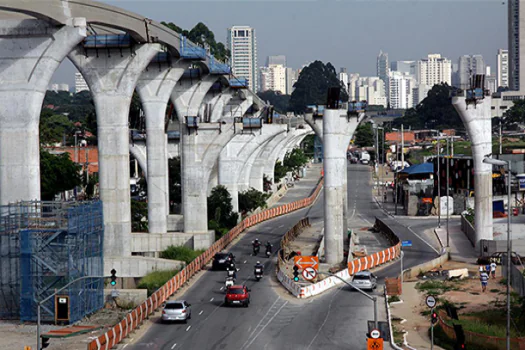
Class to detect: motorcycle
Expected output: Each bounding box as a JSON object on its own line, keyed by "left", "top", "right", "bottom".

{"left": 254, "top": 267, "right": 263, "bottom": 281}
{"left": 225, "top": 276, "right": 235, "bottom": 289}
{"left": 227, "top": 269, "right": 236, "bottom": 278}
{"left": 253, "top": 244, "right": 260, "bottom": 256}
{"left": 265, "top": 250, "right": 271, "bottom": 258}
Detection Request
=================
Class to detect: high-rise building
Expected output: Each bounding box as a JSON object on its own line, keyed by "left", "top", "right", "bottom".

{"left": 285, "top": 67, "right": 298, "bottom": 95}
{"left": 390, "top": 61, "right": 416, "bottom": 76}
{"left": 497, "top": 49, "right": 509, "bottom": 88}
{"left": 416, "top": 54, "right": 452, "bottom": 88}
{"left": 339, "top": 68, "right": 349, "bottom": 94}
{"left": 259, "top": 55, "right": 290, "bottom": 95}
{"left": 347, "top": 74, "right": 387, "bottom": 107}
{"left": 377, "top": 50, "right": 389, "bottom": 96}
{"left": 75, "top": 72, "right": 89, "bottom": 93}
{"left": 227, "top": 26, "right": 258, "bottom": 92}
{"left": 508, "top": 0, "right": 525, "bottom": 90}
{"left": 49, "top": 83, "right": 70, "bottom": 92}
{"left": 267, "top": 55, "right": 286, "bottom": 66}
{"left": 413, "top": 84, "right": 431, "bottom": 107}
{"left": 457, "top": 55, "right": 485, "bottom": 89}
{"left": 389, "top": 71, "right": 417, "bottom": 109}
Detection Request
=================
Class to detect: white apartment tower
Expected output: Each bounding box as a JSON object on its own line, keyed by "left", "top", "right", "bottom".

{"left": 497, "top": 49, "right": 509, "bottom": 88}
{"left": 416, "top": 54, "right": 452, "bottom": 88}
{"left": 457, "top": 55, "right": 485, "bottom": 89}
{"left": 227, "top": 26, "right": 258, "bottom": 92}
{"left": 389, "top": 71, "right": 417, "bottom": 109}
{"left": 75, "top": 72, "right": 89, "bottom": 93}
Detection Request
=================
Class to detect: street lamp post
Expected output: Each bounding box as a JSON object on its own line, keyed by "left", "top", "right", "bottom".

{"left": 437, "top": 137, "right": 441, "bottom": 228}
{"left": 483, "top": 156, "right": 512, "bottom": 350}
{"left": 446, "top": 137, "right": 450, "bottom": 248}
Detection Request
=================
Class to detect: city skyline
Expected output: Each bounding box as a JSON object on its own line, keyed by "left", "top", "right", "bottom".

{"left": 51, "top": 0, "right": 507, "bottom": 88}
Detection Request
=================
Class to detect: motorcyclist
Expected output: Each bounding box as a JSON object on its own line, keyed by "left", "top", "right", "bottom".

{"left": 227, "top": 266, "right": 237, "bottom": 279}
{"left": 254, "top": 261, "right": 264, "bottom": 275}
{"left": 253, "top": 238, "right": 261, "bottom": 248}
{"left": 265, "top": 241, "right": 272, "bottom": 254}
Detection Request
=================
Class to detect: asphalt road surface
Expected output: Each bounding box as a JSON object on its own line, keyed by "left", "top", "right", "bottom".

{"left": 128, "top": 164, "right": 437, "bottom": 350}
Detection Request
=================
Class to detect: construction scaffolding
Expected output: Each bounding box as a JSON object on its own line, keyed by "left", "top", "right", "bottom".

{"left": 0, "top": 201, "right": 104, "bottom": 323}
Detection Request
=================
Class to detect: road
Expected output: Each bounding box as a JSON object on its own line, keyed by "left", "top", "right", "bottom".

{"left": 127, "top": 164, "right": 438, "bottom": 350}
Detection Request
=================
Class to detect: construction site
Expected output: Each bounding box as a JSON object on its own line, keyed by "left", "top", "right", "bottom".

{"left": 0, "top": 200, "right": 104, "bottom": 323}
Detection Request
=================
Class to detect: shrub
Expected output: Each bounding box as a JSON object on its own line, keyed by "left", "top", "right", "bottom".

{"left": 131, "top": 200, "right": 148, "bottom": 232}
{"left": 238, "top": 188, "right": 271, "bottom": 214}
{"left": 160, "top": 245, "right": 205, "bottom": 264}
{"left": 137, "top": 270, "right": 178, "bottom": 296}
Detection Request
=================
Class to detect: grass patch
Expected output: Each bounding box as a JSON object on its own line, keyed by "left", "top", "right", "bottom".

{"left": 415, "top": 279, "right": 465, "bottom": 295}
{"left": 137, "top": 269, "right": 178, "bottom": 296}
{"left": 391, "top": 320, "right": 404, "bottom": 346}
{"left": 160, "top": 245, "right": 205, "bottom": 264}
{"left": 490, "top": 289, "right": 500, "bottom": 293}
{"left": 388, "top": 295, "right": 401, "bottom": 303}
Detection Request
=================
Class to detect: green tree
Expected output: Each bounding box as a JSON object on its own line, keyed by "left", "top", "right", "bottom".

{"left": 40, "top": 109, "right": 74, "bottom": 145}
{"left": 354, "top": 122, "right": 375, "bottom": 147}
{"left": 131, "top": 199, "right": 148, "bottom": 232}
{"left": 289, "top": 61, "right": 348, "bottom": 113}
{"left": 302, "top": 134, "right": 315, "bottom": 157}
{"left": 257, "top": 90, "right": 290, "bottom": 114}
{"left": 168, "top": 157, "right": 181, "bottom": 210}
{"left": 40, "top": 150, "right": 82, "bottom": 200}
{"left": 283, "top": 148, "right": 309, "bottom": 172}
{"left": 392, "top": 84, "right": 462, "bottom": 129}
{"left": 503, "top": 99, "right": 525, "bottom": 126}
{"left": 238, "top": 188, "right": 271, "bottom": 214}
{"left": 274, "top": 161, "right": 288, "bottom": 182}
{"left": 207, "top": 185, "right": 238, "bottom": 230}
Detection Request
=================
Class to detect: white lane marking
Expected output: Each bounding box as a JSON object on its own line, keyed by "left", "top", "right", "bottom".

{"left": 407, "top": 225, "right": 440, "bottom": 255}
{"left": 199, "top": 310, "right": 203, "bottom": 315}
{"left": 171, "top": 344, "right": 177, "bottom": 349}
{"left": 123, "top": 345, "right": 128, "bottom": 349}
{"left": 186, "top": 325, "right": 191, "bottom": 332}
{"left": 358, "top": 214, "right": 372, "bottom": 226}
{"left": 243, "top": 260, "right": 247, "bottom": 264}
{"left": 278, "top": 224, "right": 285, "bottom": 228}
{"left": 306, "top": 285, "right": 343, "bottom": 349}
{"left": 242, "top": 301, "right": 288, "bottom": 349}
{"left": 210, "top": 298, "right": 214, "bottom": 302}
{"left": 243, "top": 299, "right": 281, "bottom": 341}
{"left": 220, "top": 286, "right": 224, "bottom": 291}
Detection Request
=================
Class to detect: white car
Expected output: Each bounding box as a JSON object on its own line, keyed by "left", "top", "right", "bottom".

{"left": 352, "top": 271, "right": 377, "bottom": 290}
{"left": 161, "top": 300, "right": 191, "bottom": 323}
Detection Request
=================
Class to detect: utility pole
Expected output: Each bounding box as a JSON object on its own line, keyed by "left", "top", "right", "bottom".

{"left": 437, "top": 137, "right": 441, "bottom": 228}
{"left": 446, "top": 137, "right": 450, "bottom": 248}
{"left": 499, "top": 118, "right": 503, "bottom": 155}
{"left": 401, "top": 124, "right": 405, "bottom": 170}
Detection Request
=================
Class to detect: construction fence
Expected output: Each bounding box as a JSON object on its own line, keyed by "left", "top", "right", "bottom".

{"left": 0, "top": 200, "right": 104, "bottom": 323}
{"left": 87, "top": 178, "right": 324, "bottom": 350}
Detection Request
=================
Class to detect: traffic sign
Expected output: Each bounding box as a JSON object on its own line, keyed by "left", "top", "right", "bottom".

{"left": 302, "top": 267, "right": 317, "bottom": 280}
{"left": 370, "top": 329, "right": 381, "bottom": 339}
{"left": 367, "top": 337, "right": 383, "bottom": 350}
{"left": 401, "top": 240, "right": 412, "bottom": 247}
{"left": 294, "top": 256, "right": 319, "bottom": 271}
{"left": 426, "top": 295, "right": 437, "bottom": 308}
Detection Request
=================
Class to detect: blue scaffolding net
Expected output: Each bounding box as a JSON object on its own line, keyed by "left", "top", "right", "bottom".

{"left": 0, "top": 201, "right": 104, "bottom": 323}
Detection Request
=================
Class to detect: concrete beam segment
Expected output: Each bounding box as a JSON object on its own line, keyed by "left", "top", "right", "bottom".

{"left": 0, "top": 19, "right": 86, "bottom": 205}
{"left": 69, "top": 43, "right": 161, "bottom": 257}
{"left": 264, "top": 129, "right": 310, "bottom": 182}
{"left": 304, "top": 113, "right": 323, "bottom": 141}
{"left": 208, "top": 161, "right": 219, "bottom": 196}
{"left": 210, "top": 89, "right": 234, "bottom": 122}
{"left": 171, "top": 75, "right": 218, "bottom": 118}
{"left": 219, "top": 124, "right": 287, "bottom": 211}
{"left": 452, "top": 96, "right": 493, "bottom": 245}
{"left": 129, "top": 142, "right": 147, "bottom": 177}
{"left": 180, "top": 124, "right": 235, "bottom": 236}
{"left": 136, "top": 61, "right": 187, "bottom": 234}
{"left": 277, "top": 132, "right": 312, "bottom": 163}
{"left": 323, "top": 110, "right": 364, "bottom": 265}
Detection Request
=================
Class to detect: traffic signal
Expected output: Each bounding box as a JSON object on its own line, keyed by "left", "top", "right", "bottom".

{"left": 41, "top": 336, "right": 50, "bottom": 349}
{"left": 293, "top": 265, "right": 300, "bottom": 282}
{"left": 110, "top": 269, "right": 117, "bottom": 286}
{"left": 431, "top": 311, "right": 438, "bottom": 324}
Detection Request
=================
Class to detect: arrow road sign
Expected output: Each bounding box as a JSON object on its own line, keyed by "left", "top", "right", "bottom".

{"left": 302, "top": 267, "right": 317, "bottom": 281}
{"left": 294, "top": 256, "right": 319, "bottom": 270}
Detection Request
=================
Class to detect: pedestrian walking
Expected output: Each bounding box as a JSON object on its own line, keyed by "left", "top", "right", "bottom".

{"left": 479, "top": 265, "right": 484, "bottom": 274}
{"left": 485, "top": 263, "right": 491, "bottom": 276}
{"left": 480, "top": 271, "right": 489, "bottom": 292}
{"left": 490, "top": 261, "right": 497, "bottom": 279}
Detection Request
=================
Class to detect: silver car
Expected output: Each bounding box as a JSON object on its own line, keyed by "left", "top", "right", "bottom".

{"left": 161, "top": 300, "right": 191, "bottom": 323}
{"left": 352, "top": 271, "right": 377, "bottom": 290}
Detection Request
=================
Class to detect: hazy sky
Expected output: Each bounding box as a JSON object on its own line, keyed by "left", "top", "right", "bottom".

{"left": 52, "top": 0, "right": 507, "bottom": 87}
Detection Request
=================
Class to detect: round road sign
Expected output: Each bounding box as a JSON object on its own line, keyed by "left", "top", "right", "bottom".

{"left": 370, "top": 328, "right": 381, "bottom": 339}
{"left": 302, "top": 267, "right": 317, "bottom": 281}
{"left": 426, "top": 295, "right": 437, "bottom": 309}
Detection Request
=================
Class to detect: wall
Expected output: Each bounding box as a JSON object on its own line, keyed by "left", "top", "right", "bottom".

{"left": 460, "top": 214, "right": 476, "bottom": 247}
{"left": 402, "top": 251, "right": 449, "bottom": 280}
{"left": 104, "top": 289, "right": 148, "bottom": 308}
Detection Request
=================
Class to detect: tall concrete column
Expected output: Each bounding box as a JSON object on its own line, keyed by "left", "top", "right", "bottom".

{"left": 136, "top": 61, "right": 186, "bottom": 234}
{"left": 452, "top": 96, "right": 493, "bottom": 245}
{"left": 69, "top": 43, "right": 161, "bottom": 257}
{"left": 219, "top": 125, "right": 287, "bottom": 211}
{"left": 0, "top": 19, "right": 86, "bottom": 205}
{"left": 172, "top": 75, "right": 237, "bottom": 242}
{"left": 323, "top": 110, "right": 364, "bottom": 265}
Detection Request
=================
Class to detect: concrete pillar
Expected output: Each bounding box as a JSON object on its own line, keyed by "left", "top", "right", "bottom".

{"left": 172, "top": 75, "right": 236, "bottom": 239}
{"left": 304, "top": 113, "right": 323, "bottom": 141}
{"left": 69, "top": 43, "right": 161, "bottom": 257}
{"left": 219, "top": 125, "right": 287, "bottom": 211}
{"left": 136, "top": 61, "right": 186, "bottom": 234}
{"left": 210, "top": 90, "right": 234, "bottom": 122}
{"left": 208, "top": 161, "right": 218, "bottom": 195}
{"left": 0, "top": 19, "right": 86, "bottom": 205}
{"left": 249, "top": 132, "right": 289, "bottom": 190}
{"left": 452, "top": 96, "right": 493, "bottom": 244}
{"left": 323, "top": 110, "right": 364, "bottom": 265}
{"left": 264, "top": 129, "right": 310, "bottom": 182}
{"left": 129, "top": 142, "right": 147, "bottom": 176}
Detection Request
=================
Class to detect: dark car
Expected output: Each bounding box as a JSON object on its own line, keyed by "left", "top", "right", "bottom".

{"left": 212, "top": 252, "right": 235, "bottom": 270}
{"left": 224, "top": 285, "right": 250, "bottom": 307}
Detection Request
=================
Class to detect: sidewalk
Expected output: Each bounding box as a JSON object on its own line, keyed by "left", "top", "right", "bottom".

{"left": 435, "top": 225, "right": 478, "bottom": 263}
{"left": 272, "top": 162, "right": 323, "bottom": 206}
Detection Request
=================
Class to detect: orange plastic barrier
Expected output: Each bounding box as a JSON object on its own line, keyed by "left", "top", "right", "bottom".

{"left": 87, "top": 177, "right": 324, "bottom": 350}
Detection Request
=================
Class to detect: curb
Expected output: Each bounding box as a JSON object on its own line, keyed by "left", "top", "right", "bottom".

{"left": 385, "top": 290, "right": 404, "bottom": 350}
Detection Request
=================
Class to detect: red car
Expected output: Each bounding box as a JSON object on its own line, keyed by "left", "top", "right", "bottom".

{"left": 224, "top": 285, "right": 250, "bottom": 307}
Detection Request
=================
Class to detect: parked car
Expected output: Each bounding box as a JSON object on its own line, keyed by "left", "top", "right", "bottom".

{"left": 212, "top": 252, "right": 235, "bottom": 270}
{"left": 477, "top": 252, "right": 524, "bottom": 266}
{"left": 351, "top": 271, "right": 377, "bottom": 290}
{"left": 224, "top": 285, "right": 250, "bottom": 307}
{"left": 161, "top": 300, "right": 191, "bottom": 323}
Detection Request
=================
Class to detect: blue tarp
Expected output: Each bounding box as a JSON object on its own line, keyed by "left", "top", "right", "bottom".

{"left": 400, "top": 162, "right": 434, "bottom": 175}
